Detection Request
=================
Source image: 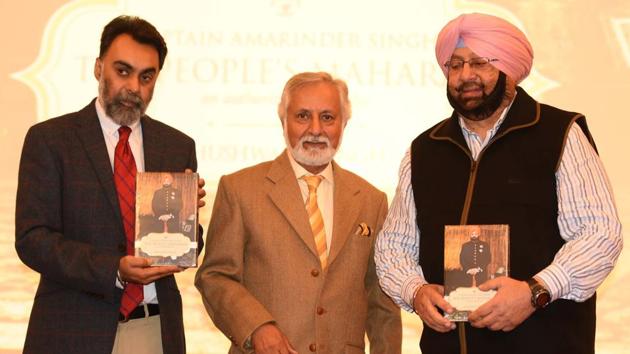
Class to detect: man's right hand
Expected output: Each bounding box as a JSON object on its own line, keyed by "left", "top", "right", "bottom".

{"left": 118, "top": 256, "right": 181, "bottom": 285}
{"left": 412, "top": 284, "right": 456, "bottom": 333}
{"left": 251, "top": 323, "right": 297, "bottom": 354}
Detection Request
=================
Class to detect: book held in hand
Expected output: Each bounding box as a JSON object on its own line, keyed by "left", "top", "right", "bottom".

{"left": 134, "top": 172, "right": 199, "bottom": 267}
{"left": 443, "top": 224, "right": 509, "bottom": 321}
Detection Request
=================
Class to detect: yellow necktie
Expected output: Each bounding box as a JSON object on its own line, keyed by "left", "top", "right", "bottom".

{"left": 302, "top": 175, "right": 328, "bottom": 269}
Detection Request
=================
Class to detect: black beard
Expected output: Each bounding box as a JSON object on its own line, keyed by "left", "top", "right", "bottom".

{"left": 100, "top": 78, "right": 146, "bottom": 126}
{"left": 447, "top": 71, "right": 507, "bottom": 121}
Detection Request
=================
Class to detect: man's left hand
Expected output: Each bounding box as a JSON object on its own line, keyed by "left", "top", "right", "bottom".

{"left": 185, "top": 168, "right": 206, "bottom": 208}
{"left": 467, "top": 277, "right": 535, "bottom": 331}
{"left": 119, "top": 256, "right": 182, "bottom": 284}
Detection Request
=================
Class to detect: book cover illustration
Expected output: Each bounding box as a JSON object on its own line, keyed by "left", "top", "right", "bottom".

{"left": 443, "top": 224, "right": 509, "bottom": 321}
{"left": 135, "top": 172, "right": 199, "bottom": 267}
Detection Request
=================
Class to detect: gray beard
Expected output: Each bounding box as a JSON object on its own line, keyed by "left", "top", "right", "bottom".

{"left": 99, "top": 78, "right": 146, "bottom": 126}
{"left": 105, "top": 101, "right": 143, "bottom": 126}
{"left": 282, "top": 119, "right": 341, "bottom": 168}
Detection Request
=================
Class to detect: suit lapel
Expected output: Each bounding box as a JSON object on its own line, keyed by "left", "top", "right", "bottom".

{"left": 328, "top": 162, "right": 361, "bottom": 266}
{"left": 74, "top": 99, "right": 123, "bottom": 226}
{"left": 141, "top": 116, "right": 165, "bottom": 172}
{"left": 266, "top": 152, "right": 319, "bottom": 257}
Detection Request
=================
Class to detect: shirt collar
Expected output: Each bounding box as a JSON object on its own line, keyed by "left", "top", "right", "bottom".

{"left": 286, "top": 150, "right": 334, "bottom": 184}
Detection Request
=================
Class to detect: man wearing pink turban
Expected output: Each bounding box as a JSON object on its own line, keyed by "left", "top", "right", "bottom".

{"left": 375, "top": 12, "right": 622, "bottom": 354}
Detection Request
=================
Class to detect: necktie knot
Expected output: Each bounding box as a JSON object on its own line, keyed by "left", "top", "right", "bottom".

{"left": 118, "top": 126, "right": 132, "bottom": 141}
{"left": 302, "top": 175, "right": 323, "bottom": 193}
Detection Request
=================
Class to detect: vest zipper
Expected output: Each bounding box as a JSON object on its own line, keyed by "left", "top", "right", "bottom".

{"left": 460, "top": 157, "right": 480, "bottom": 225}
{"left": 458, "top": 155, "right": 482, "bottom": 354}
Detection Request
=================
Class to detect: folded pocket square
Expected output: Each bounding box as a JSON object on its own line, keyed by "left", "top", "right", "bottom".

{"left": 355, "top": 222, "right": 372, "bottom": 237}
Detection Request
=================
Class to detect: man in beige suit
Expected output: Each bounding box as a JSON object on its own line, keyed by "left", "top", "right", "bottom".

{"left": 195, "top": 72, "right": 401, "bottom": 354}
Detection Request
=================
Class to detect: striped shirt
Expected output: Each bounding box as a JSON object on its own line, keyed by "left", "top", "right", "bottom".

{"left": 374, "top": 114, "right": 623, "bottom": 312}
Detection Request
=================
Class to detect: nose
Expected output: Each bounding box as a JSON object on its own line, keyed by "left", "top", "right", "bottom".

{"left": 459, "top": 62, "right": 477, "bottom": 81}
{"left": 126, "top": 76, "right": 141, "bottom": 94}
{"left": 308, "top": 116, "right": 322, "bottom": 135}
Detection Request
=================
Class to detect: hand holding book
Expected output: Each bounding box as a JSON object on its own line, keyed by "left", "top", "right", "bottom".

{"left": 467, "top": 277, "right": 535, "bottom": 331}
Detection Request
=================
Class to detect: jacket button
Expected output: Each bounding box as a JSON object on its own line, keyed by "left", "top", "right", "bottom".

{"left": 316, "top": 306, "right": 325, "bottom": 315}
{"left": 118, "top": 243, "right": 126, "bottom": 252}
{"left": 309, "top": 343, "right": 316, "bottom": 352}
{"left": 311, "top": 269, "right": 319, "bottom": 277}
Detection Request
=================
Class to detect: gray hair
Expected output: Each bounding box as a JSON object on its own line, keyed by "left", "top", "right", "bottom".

{"left": 277, "top": 72, "right": 352, "bottom": 122}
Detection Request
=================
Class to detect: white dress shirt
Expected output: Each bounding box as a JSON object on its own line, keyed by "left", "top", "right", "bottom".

{"left": 95, "top": 99, "right": 157, "bottom": 304}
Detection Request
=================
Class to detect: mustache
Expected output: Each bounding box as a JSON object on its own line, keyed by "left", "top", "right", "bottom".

{"left": 114, "top": 90, "right": 144, "bottom": 110}
{"left": 456, "top": 81, "right": 484, "bottom": 93}
{"left": 301, "top": 134, "right": 330, "bottom": 146}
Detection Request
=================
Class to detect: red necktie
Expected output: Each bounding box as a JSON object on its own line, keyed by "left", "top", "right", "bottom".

{"left": 115, "top": 126, "right": 143, "bottom": 319}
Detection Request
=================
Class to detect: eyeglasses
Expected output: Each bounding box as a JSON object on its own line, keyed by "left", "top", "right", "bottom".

{"left": 443, "top": 57, "right": 499, "bottom": 72}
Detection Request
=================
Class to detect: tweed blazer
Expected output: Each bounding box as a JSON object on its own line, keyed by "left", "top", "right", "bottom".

{"left": 195, "top": 152, "right": 401, "bottom": 354}
{"left": 15, "top": 99, "right": 200, "bottom": 354}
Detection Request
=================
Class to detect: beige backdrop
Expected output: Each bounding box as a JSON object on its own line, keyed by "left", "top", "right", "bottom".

{"left": 1, "top": 0, "right": 628, "bottom": 353}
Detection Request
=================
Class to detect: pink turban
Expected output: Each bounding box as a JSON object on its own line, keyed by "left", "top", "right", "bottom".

{"left": 435, "top": 13, "right": 534, "bottom": 83}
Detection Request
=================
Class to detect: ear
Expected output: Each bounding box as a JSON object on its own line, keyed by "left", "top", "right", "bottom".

{"left": 504, "top": 75, "right": 518, "bottom": 101}
{"left": 277, "top": 103, "right": 286, "bottom": 127}
{"left": 279, "top": 115, "right": 286, "bottom": 129}
{"left": 94, "top": 58, "right": 102, "bottom": 80}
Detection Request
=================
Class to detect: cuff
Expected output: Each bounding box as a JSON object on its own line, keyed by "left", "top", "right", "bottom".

{"left": 402, "top": 276, "right": 427, "bottom": 313}
{"left": 535, "top": 263, "right": 571, "bottom": 301}
{"left": 115, "top": 270, "right": 126, "bottom": 289}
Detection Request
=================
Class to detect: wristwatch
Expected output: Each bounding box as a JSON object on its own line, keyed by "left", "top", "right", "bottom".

{"left": 526, "top": 278, "right": 550, "bottom": 309}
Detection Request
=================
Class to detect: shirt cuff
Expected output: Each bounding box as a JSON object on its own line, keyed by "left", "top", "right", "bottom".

{"left": 402, "top": 276, "right": 427, "bottom": 313}
{"left": 115, "top": 270, "right": 126, "bottom": 289}
{"left": 535, "top": 263, "right": 571, "bottom": 301}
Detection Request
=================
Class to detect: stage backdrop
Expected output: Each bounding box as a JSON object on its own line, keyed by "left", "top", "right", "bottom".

{"left": 1, "top": 1, "right": 628, "bottom": 353}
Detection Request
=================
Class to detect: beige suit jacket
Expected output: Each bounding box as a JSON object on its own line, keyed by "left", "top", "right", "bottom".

{"left": 195, "top": 152, "right": 401, "bottom": 354}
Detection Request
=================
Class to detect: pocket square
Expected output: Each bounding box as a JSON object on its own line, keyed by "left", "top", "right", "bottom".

{"left": 355, "top": 222, "right": 372, "bottom": 237}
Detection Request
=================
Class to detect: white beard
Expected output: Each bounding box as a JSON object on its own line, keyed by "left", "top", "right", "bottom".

{"left": 283, "top": 121, "right": 342, "bottom": 167}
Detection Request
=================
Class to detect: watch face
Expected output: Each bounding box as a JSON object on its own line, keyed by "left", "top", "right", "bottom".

{"left": 535, "top": 292, "right": 551, "bottom": 308}
{"left": 527, "top": 278, "right": 550, "bottom": 309}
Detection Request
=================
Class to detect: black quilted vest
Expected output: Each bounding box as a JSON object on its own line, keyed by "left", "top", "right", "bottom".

{"left": 410, "top": 87, "right": 597, "bottom": 354}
